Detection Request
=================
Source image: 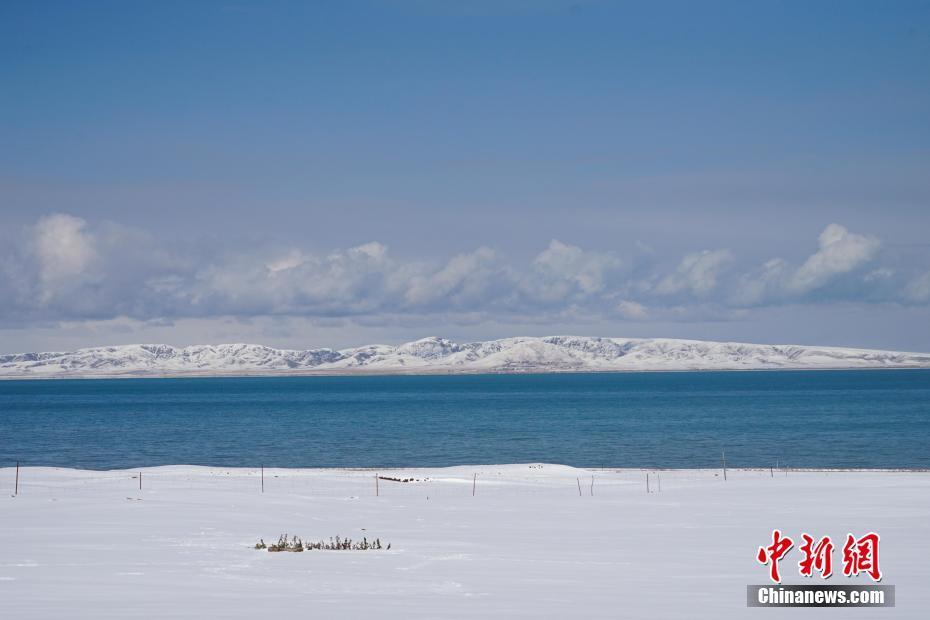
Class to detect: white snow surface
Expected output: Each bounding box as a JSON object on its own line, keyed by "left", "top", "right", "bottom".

{"left": 1, "top": 465, "right": 927, "bottom": 618}
{"left": 2, "top": 336, "right": 929, "bottom": 378}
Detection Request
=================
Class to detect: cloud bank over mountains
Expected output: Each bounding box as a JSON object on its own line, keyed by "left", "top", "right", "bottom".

{"left": 2, "top": 213, "right": 927, "bottom": 336}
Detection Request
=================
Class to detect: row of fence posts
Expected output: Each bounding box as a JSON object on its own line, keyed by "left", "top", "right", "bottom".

{"left": 8, "top": 460, "right": 794, "bottom": 496}
{"left": 253, "top": 460, "right": 789, "bottom": 496}
{"left": 9, "top": 463, "right": 144, "bottom": 495}
{"left": 250, "top": 450, "right": 788, "bottom": 497}
{"left": 575, "top": 476, "right": 596, "bottom": 496}
{"left": 718, "top": 451, "right": 789, "bottom": 483}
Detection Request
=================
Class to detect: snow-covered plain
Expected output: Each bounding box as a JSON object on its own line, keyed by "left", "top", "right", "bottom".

{"left": 1, "top": 465, "right": 927, "bottom": 618}
{"left": 2, "top": 335, "right": 930, "bottom": 378}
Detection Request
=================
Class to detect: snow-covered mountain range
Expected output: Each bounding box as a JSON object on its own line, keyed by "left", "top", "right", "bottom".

{"left": 2, "top": 336, "right": 929, "bottom": 378}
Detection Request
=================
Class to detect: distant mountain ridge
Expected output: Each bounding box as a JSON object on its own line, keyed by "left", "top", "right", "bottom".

{"left": 2, "top": 336, "right": 929, "bottom": 378}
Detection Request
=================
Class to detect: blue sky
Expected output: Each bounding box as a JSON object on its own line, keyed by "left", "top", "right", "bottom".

{"left": 2, "top": 0, "right": 930, "bottom": 352}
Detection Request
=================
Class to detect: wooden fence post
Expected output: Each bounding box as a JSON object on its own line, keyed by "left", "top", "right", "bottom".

{"left": 376, "top": 474, "right": 379, "bottom": 497}
{"left": 139, "top": 472, "right": 142, "bottom": 491}
{"left": 472, "top": 473, "right": 476, "bottom": 497}
{"left": 261, "top": 465, "right": 264, "bottom": 493}
{"left": 15, "top": 462, "right": 19, "bottom": 496}
{"left": 646, "top": 473, "right": 650, "bottom": 494}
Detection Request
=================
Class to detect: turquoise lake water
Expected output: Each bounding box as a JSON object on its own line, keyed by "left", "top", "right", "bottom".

{"left": 1, "top": 370, "right": 928, "bottom": 469}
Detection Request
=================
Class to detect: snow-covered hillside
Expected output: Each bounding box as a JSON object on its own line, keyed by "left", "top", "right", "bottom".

{"left": 2, "top": 336, "right": 929, "bottom": 378}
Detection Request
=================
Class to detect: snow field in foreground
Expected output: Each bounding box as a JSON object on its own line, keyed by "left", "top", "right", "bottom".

{"left": 1, "top": 465, "right": 928, "bottom": 618}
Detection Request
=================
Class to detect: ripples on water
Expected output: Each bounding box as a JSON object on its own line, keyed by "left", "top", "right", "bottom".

{"left": 1, "top": 370, "right": 928, "bottom": 469}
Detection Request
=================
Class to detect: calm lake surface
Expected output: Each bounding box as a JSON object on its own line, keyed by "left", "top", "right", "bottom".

{"left": 1, "top": 370, "right": 928, "bottom": 470}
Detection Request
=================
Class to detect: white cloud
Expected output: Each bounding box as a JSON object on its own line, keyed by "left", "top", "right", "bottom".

{"left": 655, "top": 249, "right": 732, "bottom": 297}
{"left": 615, "top": 300, "right": 648, "bottom": 320}
{"left": 733, "top": 225, "right": 885, "bottom": 306}
{"left": 0, "top": 214, "right": 927, "bottom": 332}
{"left": 788, "top": 223, "right": 880, "bottom": 293}
{"left": 32, "top": 214, "right": 97, "bottom": 303}
{"left": 864, "top": 268, "right": 895, "bottom": 282}
{"left": 732, "top": 258, "right": 789, "bottom": 306}
{"left": 521, "top": 239, "right": 624, "bottom": 303}
{"left": 199, "top": 241, "right": 409, "bottom": 317}
{"left": 405, "top": 247, "right": 506, "bottom": 308}
{"left": 347, "top": 241, "right": 388, "bottom": 262}
{"left": 266, "top": 250, "right": 305, "bottom": 274}
{"left": 905, "top": 271, "right": 930, "bottom": 303}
